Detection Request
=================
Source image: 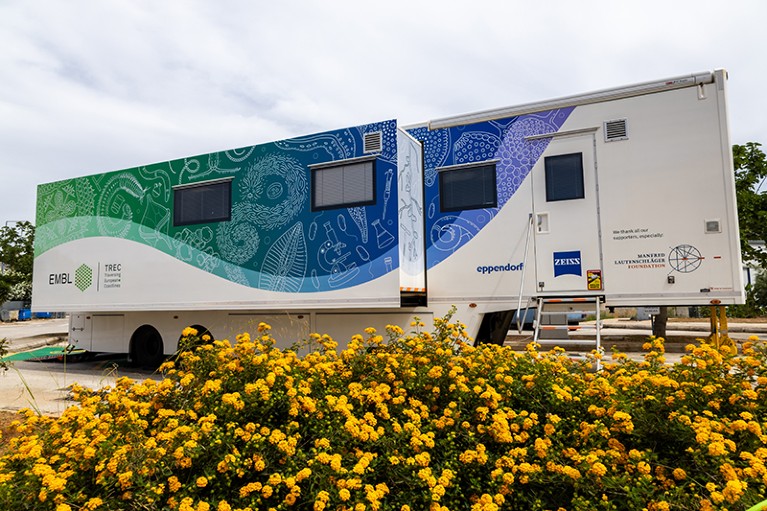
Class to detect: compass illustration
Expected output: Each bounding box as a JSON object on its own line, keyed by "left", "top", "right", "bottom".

{"left": 668, "top": 244, "right": 703, "bottom": 273}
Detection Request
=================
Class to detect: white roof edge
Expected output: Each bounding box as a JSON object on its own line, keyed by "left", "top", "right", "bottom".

{"left": 400, "top": 121, "right": 429, "bottom": 131}
{"left": 428, "top": 70, "right": 719, "bottom": 131}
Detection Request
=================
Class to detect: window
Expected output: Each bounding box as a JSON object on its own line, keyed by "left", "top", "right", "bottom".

{"left": 312, "top": 158, "right": 375, "bottom": 210}
{"left": 545, "top": 153, "right": 584, "bottom": 202}
{"left": 439, "top": 163, "right": 497, "bottom": 212}
{"left": 173, "top": 180, "right": 232, "bottom": 226}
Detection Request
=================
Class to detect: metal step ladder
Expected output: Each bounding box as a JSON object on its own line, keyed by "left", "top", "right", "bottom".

{"left": 533, "top": 296, "right": 603, "bottom": 369}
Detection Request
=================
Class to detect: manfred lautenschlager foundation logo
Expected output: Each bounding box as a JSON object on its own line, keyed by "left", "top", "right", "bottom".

{"left": 74, "top": 264, "right": 93, "bottom": 292}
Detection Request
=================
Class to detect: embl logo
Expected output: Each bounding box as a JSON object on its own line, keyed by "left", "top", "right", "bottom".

{"left": 553, "top": 250, "right": 582, "bottom": 277}
{"left": 74, "top": 264, "right": 93, "bottom": 292}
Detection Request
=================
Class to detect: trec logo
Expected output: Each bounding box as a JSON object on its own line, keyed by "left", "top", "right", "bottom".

{"left": 553, "top": 250, "right": 582, "bottom": 277}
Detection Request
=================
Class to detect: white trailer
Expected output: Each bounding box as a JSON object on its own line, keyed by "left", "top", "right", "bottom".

{"left": 32, "top": 69, "right": 743, "bottom": 364}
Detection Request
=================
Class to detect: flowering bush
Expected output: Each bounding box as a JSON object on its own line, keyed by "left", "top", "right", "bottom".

{"left": 1, "top": 314, "right": 766, "bottom": 511}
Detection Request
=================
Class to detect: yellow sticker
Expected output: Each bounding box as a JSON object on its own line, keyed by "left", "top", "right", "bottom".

{"left": 587, "top": 270, "right": 603, "bottom": 291}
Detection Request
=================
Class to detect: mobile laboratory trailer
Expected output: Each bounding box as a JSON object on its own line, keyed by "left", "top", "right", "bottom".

{"left": 32, "top": 69, "right": 744, "bottom": 365}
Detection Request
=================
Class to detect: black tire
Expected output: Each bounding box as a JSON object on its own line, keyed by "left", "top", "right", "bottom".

{"left": 131, "top": 325, "right": 165, "bottom": 368}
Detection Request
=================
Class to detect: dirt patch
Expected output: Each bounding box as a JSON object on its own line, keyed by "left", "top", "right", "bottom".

{"left": 0, "top": 410, "right": 24, "bottom": 452}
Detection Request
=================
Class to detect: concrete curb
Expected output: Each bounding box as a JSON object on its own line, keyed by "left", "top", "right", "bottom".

{"left": 4, "top": 336, "right": 68, "bottom": 354}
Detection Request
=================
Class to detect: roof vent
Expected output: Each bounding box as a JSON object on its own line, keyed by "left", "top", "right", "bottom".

{"left": 363, "top": 131, "right": 382, "bottom": 153}
{"left": 603, "top": 119, "right": 628, "bottom": 142}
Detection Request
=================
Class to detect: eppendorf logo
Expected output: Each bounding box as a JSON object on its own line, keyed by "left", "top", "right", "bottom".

{"left": 553, "top": 250, "right": 582, "bottom": 277}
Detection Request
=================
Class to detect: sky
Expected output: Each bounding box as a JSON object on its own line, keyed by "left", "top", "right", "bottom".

{"left": 1, "top": 0, "right": 766, "bottom": 225}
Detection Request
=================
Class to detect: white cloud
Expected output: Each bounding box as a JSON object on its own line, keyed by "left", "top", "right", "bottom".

{"left": 1, "top": 0, "right": 766, "bottom": 223}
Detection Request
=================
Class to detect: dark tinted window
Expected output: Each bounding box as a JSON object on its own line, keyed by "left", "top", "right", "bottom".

{"left": 173, "top": 181, "right": 231, "bottom": 226}
{"left": 439, "top": 164, "right": 497, "bottom": 212}
{"left": 312, "top": 160, "right": 375, "bottom": 210}
{"left": 545, "top": 153, "right": 584, "bottom": 201}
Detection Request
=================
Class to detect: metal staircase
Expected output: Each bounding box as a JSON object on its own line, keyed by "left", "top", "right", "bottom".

{"left": 533, "top": 296, "right": 603, "bottom": 369}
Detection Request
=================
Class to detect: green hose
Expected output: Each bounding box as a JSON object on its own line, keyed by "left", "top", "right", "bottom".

{"left": 746, "top": 499, "right": 767, "bottom": 511}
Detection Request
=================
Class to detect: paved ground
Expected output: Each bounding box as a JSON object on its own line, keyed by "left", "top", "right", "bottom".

{"left": 599, "top": 317, "right": 767, "bottom": 336}
{"left": 1, "top": 318, "right": 155, "bottom": 415}
{"left": 0, "top": 353, "right": 157, "bottom": 416}
{"left": 0, "top": 317, "right": 69, "bottom": 352}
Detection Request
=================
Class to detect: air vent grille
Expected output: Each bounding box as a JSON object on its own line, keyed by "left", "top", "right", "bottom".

{"left": 363, "top": 131, "right": 382, "bottom": 153}
{"left": 603, "top": 119, "right": 628, "bottom": 142}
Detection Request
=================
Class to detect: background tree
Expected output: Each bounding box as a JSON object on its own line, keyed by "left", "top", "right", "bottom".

{"left": 653, "top": 143, "right": 767, "bottom": 333}
{"left": 733, "top": 142, "right": 767, "bottom": 268}
{"left": 0, "top": 221, "right": 35, "bottom": 304}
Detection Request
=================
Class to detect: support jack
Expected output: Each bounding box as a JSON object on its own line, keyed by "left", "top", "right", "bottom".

{"left": 706, "top": 305, "right": 737, "bottom": 353}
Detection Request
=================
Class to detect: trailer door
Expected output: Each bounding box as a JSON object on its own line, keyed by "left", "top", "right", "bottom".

{"left": 70, "top": 313, "right": 92, "bottom": 351}
{"left": 531, "top": 131, "right": 602, "bottom": 294}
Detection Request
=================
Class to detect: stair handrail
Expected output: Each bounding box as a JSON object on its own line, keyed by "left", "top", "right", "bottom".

{"left": 515, "top": 214, "right": 535, "bottom": 333}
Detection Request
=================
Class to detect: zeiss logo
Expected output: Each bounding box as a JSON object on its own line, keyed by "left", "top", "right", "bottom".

{"left": 554, "top": 250, "right": 582, "bottom": 277}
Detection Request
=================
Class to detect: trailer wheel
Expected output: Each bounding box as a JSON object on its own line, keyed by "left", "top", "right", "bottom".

{"left": 130, "top": 325, "right": 165, "bottom": 368}
{"left": 475, "top": 310, "right": 516, "bottom": 346}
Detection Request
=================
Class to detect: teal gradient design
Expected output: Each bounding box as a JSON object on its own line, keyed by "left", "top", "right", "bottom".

{"left": 35, "top": 121, "right": 401, "bottom": 293}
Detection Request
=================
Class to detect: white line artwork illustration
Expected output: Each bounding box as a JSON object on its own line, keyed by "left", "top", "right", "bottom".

{"left": 259, "top": 222, "right": 308, "bottom": 292}
{"left": 383, "top": 168, "right": 393, "bottom": 219}
{"left": 240, "top": 154, "right": 307, "bottom": 231}
{"left": 430, "top": 216, "right": 481, "bottom": 252}
{"left": 318, "top": 222, "right": 359, "bottom": 288}
{"left": 372, "top": 219, "right": 395, "bottom": 249}
{"left": 348, "top": 207, "right": 369, "bottom": 243}
{"left": 216, "top": 204, "right": 261, "bottom": 265}
{"left": 139, "top": 194, "right": 172, "bottom": 250}
{"left": 96, "top": 173, "right": 145, "bottom": 238}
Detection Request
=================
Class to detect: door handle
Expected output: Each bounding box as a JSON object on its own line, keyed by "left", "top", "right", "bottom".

{"left": 536, "top": 212, "right": 550, "bottom": 233}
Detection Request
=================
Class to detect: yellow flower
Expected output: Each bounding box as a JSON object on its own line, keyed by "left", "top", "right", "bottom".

{"left": 722, "top": 479, "right": 746, "bottom": 503}
{"left": 84, "top": 498, "right": 103, "bottom": 510}
{"left": 169, "top": 476, "right": 182, "bottom": 493}
{"left": 182, "top": 327, "right": 199, "bottom": 337}
{"left": 708, "top": 442, "right": 727, "bottom": 456}
{"left": 296, "top": 468, "right": 312, "bottom": 481}
{"left": 710, "top": 491, "right": 725, "bottom": 504}
{"left": 118, "top": 470, "right": 133, "bottom": 489}
{"left": 589, "top": 462, "right": 607, "bottom": 477}
{"left": 196, "top": 476, "right": 208, "bottom": 488}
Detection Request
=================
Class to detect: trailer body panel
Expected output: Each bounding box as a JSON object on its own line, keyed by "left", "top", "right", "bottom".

{"left": 33, "top": 70, "right": 744, "bottom": 355}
